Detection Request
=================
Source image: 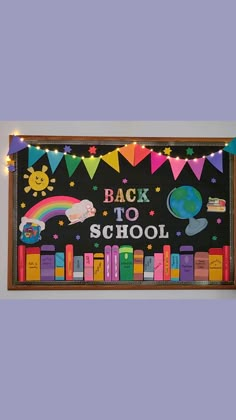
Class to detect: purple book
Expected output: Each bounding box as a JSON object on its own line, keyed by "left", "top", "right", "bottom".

{"left": 41, "top": 245, "right": 55, "bottom": 281}
{"left": 179, "top": 245, "right": 194, "bottom": 282}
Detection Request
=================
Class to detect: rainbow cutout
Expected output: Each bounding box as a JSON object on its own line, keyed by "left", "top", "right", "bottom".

{"left": 25, "top": 196, "right": 80, "bottom": 222}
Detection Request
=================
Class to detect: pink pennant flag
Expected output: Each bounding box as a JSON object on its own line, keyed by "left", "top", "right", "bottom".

{"left": 169, "top": 157, "right": 186, "bottom": 180}
{"left": 206, "top": 152, "right": 223, "bottom": 173}
{"left": 151, "top": 152, "right": 167, "bottom": 174}
{"left": 188, "top": 157, "right": 205, "bottom": 180}
{"left": 134, "top": 145, "right": 151, "bottom": 166}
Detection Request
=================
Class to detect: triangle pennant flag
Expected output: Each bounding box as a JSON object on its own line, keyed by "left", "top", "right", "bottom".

{"left": 188, "top": 157, "right": 205, "bottom": 180}
{"left": 65, "top": 154, "right": 81, "bottom": 177}
{"left": 47, "top": 151, "right": 64, "bottom": 173}
{"left": 83, "top": 157, "right": 101, "bottom": 179}
{"left": 151, "top": 152, "right": 167, "bottom": 174}
{"left": 28, "top": 146, "right": 46, "bottom": 167}
{"left": 223, "top": 138, "right": 236, "bottom": 155}
{"left": 102, "top": 150, "right": 120, "bottom": 173}
{"left": 118, "top": 144, "right": 136, "bottom": 166}
{"left": 206, "top": 152, "right": 223, "bottom": 173}
{"left": 169, "top": 157, "right": 186, "bottom": 180}
{"left": 8, "top": 136, "right": 28, "bottom": 155}
{"left": 134, "top": 145, "right": 151, "bottom": 166}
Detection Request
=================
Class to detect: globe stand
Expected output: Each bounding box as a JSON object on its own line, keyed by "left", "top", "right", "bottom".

{"left": 185, "top": 217, "right": 208, "bottom": 236}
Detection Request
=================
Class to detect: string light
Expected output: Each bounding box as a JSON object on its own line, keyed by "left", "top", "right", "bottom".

{"left": 211, "top": 153, "right": 214, "bottom": 157}
{"left": 54, "top": 149, "right": 58, "bottom": 154}
{"left": 36, "top": 146, "right": 40, "bottom": 150}
{"left": 45, "top": 149, "right": 49, "bottom": 153}
{"left": 72, "top": 155, "right": 76, "bottom": 159}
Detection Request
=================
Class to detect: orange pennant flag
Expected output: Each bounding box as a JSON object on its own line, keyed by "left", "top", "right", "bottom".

{"left": 119, "top": 144, "right": 136, "bottom": 166}
{"left": 102, "top": 150, "right": 120, "bottom": 173}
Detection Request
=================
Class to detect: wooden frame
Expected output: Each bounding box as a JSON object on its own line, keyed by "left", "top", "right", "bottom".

{"left": 8, "top": 135, "right": 236, "bottom": 289}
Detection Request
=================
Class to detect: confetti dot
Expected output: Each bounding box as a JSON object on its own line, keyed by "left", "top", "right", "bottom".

{"left": 212, "top": 235, "right": 218, "bottom": 241}
{"left": 186, "top": 147, "right": 194, "bottom": 156}
{"left": 122, "top": 178, "right": 128, "bottom": 184}
{"left": 163, "top": 147, "right": 172, "bottom": 156}
{"left": 176, "top": 231, "right": 182, "bottom": 237}
{"left": 94, "top": 242, "right": 99, "bottom": 248}
{"left": 76, "top": 235, "right": 81, "bottom": 240}
{"left": 149, "top": 210, "right": 155, "bottom": 216}
{"left": 69, "top": 181, "right": 75, "bottom": 187}
{"left": 89, "top": 146, "right": 97, "bottom": 155}
{"left": 64, "top": 145, "right": 72, "bottom": 153}
{"left": 20, "top": 202, "right": 26, "bottom": 208}
{"left": 211, "top": 178, "right": 216, "bottom": 183}
{"left": 58, "top": 220, "right": 64, "bottom": 226}
{"left": 155, "top": 187, "right": 161, "bottom": 192}
{"left": 53, "top": 234, "right": 59, "bottom": 240}
{"left": 103, "top": 211, "right": 108, "bottom": 216}
{"left": 216, "top": 218, "right": 222, "bottom": 224}
{"left": 147, "top": 244, "right": 152, "bottom": 250}
{"left": 93, "top": 185, "right": 98, "bottom": 191}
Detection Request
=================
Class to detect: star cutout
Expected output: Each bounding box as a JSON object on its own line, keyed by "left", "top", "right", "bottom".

{"left": 163, "top": 147, "right": 172, "bottom": 156}
{"left": 147, "top": 244, "right": 152, "bottom": 250}
{"left": 89, "top": 146, "right": 97, "bottom": 155}
{"left": 64, "top": 145, "right": 72, "bottom": 153}
{"left": 155, "top": 187, "right": 161, "bottom": 192}
{"left": 53, "top": 234, "right": 59, "bottom": 240}
{"left": 93, "top": 185, "right": 98, "bottom": 191}
{"left": 122, "top": 178, "right": 128, "bottom": 184}
{"left": 186, "top": 147, "right": 194, "bottom": 156}
{"left": 176, "top": 231, "right": 182, "bottom": 237}
{"left": 149, "top": 210, "right": 155, "bottom": 216}
{"left": 76, "top": 235, "right": 81, "bottom": 240}
{"left": 20, "top": 202, "right": 26, "bottom": 208}
{"left": 212, "top": 235, "right": 218, "bottom": 241}
{"left": 8, "top": 165, "right": 15, "bottom": 172}
{"left": 216, "top": 218, "right": 222, "bottom": 224}
{"left": 103, "top": 211, "right": 108, "bottom": 216}
{"left": 211, "top": 178, "right": 216, "bottom": 183}
{"left": 94, "top": 242, "right": 99, "bottom": 248}
{"left": 58, "top": 220, "right": 64, "bottom": 226}
{"left": 69, "top": 181, "right": 75, "bottom": 187}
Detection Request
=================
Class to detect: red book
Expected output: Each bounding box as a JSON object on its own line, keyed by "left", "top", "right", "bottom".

{"left": 223, "top": 245, "right": 230, "bottom": 282}
{"left": 66, "top": 244, "right": 74, "bottom": 280}
{"left": 18, "top": 245, "right": 26, "bottom": 282}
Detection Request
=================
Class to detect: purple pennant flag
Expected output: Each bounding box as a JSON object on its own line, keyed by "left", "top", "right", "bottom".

{"left": 206, "top": 151, "right": 223, "bottom": 173}
{"left": 7, "top": 136, "right": 28, "bottom": 155}
{"left": 188, "top": 157, "right": 205, "bottom": 180}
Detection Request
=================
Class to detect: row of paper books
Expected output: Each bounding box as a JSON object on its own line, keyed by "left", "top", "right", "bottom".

{"left": 17, "top": 244, "right": 231, "bottom": 282}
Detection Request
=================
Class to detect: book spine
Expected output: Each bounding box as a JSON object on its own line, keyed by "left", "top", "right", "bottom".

{"left": 105, "top": 245, "right": 112, "bottom": 281}
{"left": 18, "top": 245, "right": 26, "bottom": 282}
{"left": 163, "top": 245, "right": 171, "bottom": 280}
{"left": 94, "top": 253, "right": 104, "bottom": 281}
{"left": 171, "top": 253, "right": 179, "bottom": 282}
{"left": 154, "top": 253, "right": 163, "bottom": 280}
{"left": 144, "top": 256, "right": 154, "bottom": 280}
{"left": 84, "top": 253, "right": 94, "bottom": 281}
{"left": 209, "top": 248, "right": 223, "bottom": 281}
{"left": 112, "top": 245, "right": 119, "bottom": 281}
{"left": 65, "top": 244, "right": 73, "bottom": 280}
{"left": 26, "top": 247, "right": 40, "bottom": 281}
{"left": 134, "top": 250, "right": 144, "bottom": 280}
{"left": 55, "top": 252, "right": 65, "bottom": 281}
{"left": 223, "top": 246, "right": 230, "bottom": 281}
{"left": 73, "top": 256, "right": 84, "bottom": 281}
{"left": 119, "top": 246, "right": 133, "bottom": 281}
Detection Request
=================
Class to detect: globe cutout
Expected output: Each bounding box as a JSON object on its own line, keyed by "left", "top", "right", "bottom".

{"left": 167, "top": 186, "right": 208, "bottom": 236}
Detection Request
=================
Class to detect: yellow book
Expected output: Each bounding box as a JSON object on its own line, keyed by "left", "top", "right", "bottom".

{"left": 209, "top": 248, "right": 223, "bottom": 281}
{"left": 94, "top": 253, "right": 104, "bottom": 281}
{"left": 26, "top": 247, "right": 40, "bottom": 281}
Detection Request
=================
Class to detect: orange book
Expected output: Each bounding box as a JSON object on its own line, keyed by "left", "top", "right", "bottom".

{"left": 163, "top": 245, "right": 171, "bottom": 280}
{"left": 66, "top": 244, "right": 73, "bottom": 280}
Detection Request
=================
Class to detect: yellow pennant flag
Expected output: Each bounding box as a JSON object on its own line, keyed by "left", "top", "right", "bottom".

{"left": 102, "top": 150, "right": 120, "bottom": 173}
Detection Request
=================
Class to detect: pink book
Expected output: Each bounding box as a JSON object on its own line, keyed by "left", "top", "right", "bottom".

{"left": 84, "top": 253, "right": 94, "bottom": 281}
{"left": 18, "top": 245, "right": 26, "bottom": 282}
{"left": 154, "top": 253, "right": 163, "bottom": 280}
{"left": 111, "top": 245, "right": 119, "bottom": 281}
{"left": 105, "top": 245, "right": 112, "bottom": 281}
{"left": 223, "top": 246, "right": 230, "bottom": 281}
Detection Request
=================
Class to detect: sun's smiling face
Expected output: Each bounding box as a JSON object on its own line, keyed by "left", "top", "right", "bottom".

{"left": 24, "top": 165, "right": 56, "bottom": 197}
{"left": 28, "top": 170, "right": 49, "bottom": 191}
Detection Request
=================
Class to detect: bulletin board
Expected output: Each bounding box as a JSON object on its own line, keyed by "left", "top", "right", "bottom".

{"left": 7, "top": 135, "right": 236, "bottom": 289}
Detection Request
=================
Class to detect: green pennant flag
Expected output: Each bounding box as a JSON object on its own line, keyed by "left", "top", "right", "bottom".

{"left": 65, "top": 154, "right": 81, "bottom": 177}
{"left": 83, "top": 157, "right": 101, "bottom": 179}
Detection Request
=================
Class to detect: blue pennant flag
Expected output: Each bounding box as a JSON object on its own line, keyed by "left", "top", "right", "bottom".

{"left": 223, "top": 138, "right": 236, "bottom": 155}
{"left": 47, "top": 151, "right": 64, "bottom": 173}
{"left": 28, "top": 146, "right": 46, "bottom": 167}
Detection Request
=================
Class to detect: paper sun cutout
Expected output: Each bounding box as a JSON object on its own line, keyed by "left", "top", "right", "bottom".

{"left": 23, "top": 165, "right": 56, "bottom": 197}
